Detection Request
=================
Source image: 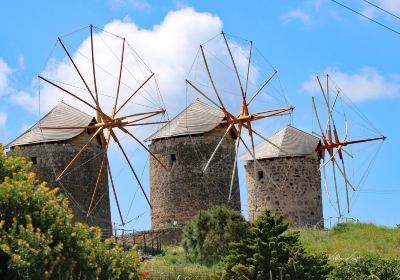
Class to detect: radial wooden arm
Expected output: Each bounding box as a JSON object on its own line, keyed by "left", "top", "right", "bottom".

{"left": 38, "top": 75, "right": 110, "bottom": 121}
{"left": 39, "top": 125, "right": 95, "bottom": 130}
{"left": 107, "top": 160, "right": 124, "bottom": 225}
{"left": 339, "top": 156, "right": 351, "bottom": 214}
{"left": 203, "top": 123, "right": 234, "bottom": 173}
{"left": 247, "top": 69, "right": 277, "bottom": 106}
{"left": 331, "top": 159, "right": 342, "bottom": 218}
{"left": 312, "top": 96, "right": 326, "bottom": 141}
{"left": 57, "top": 127, "right": 103, "bottom": 180}
{"left": 118, "top": 127, "right": 167, "bottom": 170}
{"left": 332, "top": 157, "right": 356, "bottom": 191}
{"left": 87, "top": 129, "right": 112, "bottom": 216}
{"left": 90, "top": 25, "right": 100, "bottom": 109}
{"left": 229, "top": 124, "right": 242, "bottom": 201}
{"left": 110, "top": 130, "right": 152, "bottom": 208}
{"left": 222, "top": 32, "right": 245, "bottom": 100}
{"left": 58, "top": 37, "right": 97, "bottom": 106}
{"left": 118, "top": 110, "right": 165, "bottom": 122}
{"left": 200, "top": 45, "right": 229, "bottom": 116}
{"left": 124, "top": 121, "right": 168, "bottom": 127}
{"left": 115, "top": 73, "right": 155, "bottom": 115}
{"left": 249, "top": 127, "right": 289, "bottom": 155}
{"left": 113, "top": 38, "right": 125, "bottom": 115}
{"left": 245, "top": 40, "right": 253, "bottom": 96}
{"left": 239, "top": 136, "right": 278, "bottom": 187}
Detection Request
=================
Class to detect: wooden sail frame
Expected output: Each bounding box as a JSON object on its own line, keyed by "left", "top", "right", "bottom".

{"left": 312, "top": 74, "right": 386, "bottom": 218}
{"left": 186, "top": 32, "right": 294, "bottom": 200}
{"left": 38, "top": 25, "right": 167, "bottom": 225}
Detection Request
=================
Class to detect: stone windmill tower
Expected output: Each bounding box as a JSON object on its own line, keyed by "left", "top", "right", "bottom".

{"left": 240, "top": 125, "right": 323, "bottom": 228}
{"left": 6, "top": 101, "right": 112, "bottom": 235}
{"left": 147, "top": 100, "right": 241, "bottom": 229}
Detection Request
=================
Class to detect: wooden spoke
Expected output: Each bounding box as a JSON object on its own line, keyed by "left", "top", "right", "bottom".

{"left": 118, "top": 127, "right": 167, "bottom": 170}
{"left": 239, "top": 136, "right": 278, "bottom": 187}
{"left": 87, "top": 129, "right": 112, "bottom": 216}
{"left": 113, "top": 38, "right": 126, "bottom": 115}
{"left": 229, "top": 124, "right": 242, "bottom": 201}
{"left": 200, "top": 45, "right": 229, "bottom": 114}
{"left": 340, "top": 157, "right": 351, "bottom": 214}
{"left": 38, "top": 76, "right": 108, "bottom": 119}
{"left": 107, "top": 160, "right": 124, "bottom": 225}
{"left": 186, "top": 80, "right": 223, "bottom": 111}
{"left": 331, "top": 160, "right": 342, "bottom": 218}
{"left": 57, "top": 127, "right": 103, "bottom": 180}
{"left": 90, "top": 24, "right": 101, "bottom": 116}
{"left": 203, "top": 124, "right": 234, "bottom": 173}
{"left": 250, "top": 127, "right": 289, "bottom": 155}
{"left": 115, "top": 73, "right": 155, "bottom": 115}
{"left": 58, "top": 38, "right": 97, "bottom": 105}
{"left": 222, "top": 32, "right": 245, "bottom": 99}
{"left": 122, "top": 111, "right": 165, "bottom": 124}
{"left": 247, "top": 69, "right": 277, "bottom": 106}
{"left": 312, "top": 96, "right": 326, "bottom": 139}
{"left": 321, "top": 160, "right": 331, "bottom": 201}
{"left": 125, "top": 121, "right": 168, "bottom": 127}
{"left": 332, "top": 157, "right": 356, "bottom": 191}
{"left": 39, "top": 126, "right": 95, "bottom": 130}
{"left": 245, "top": 40, "right": 253, "bottom": 96}
{"left": 110, "top": 130, "right": 152, "bottom": 208}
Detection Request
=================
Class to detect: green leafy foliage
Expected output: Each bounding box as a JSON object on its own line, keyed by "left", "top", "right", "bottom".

{"left": 328, "top": 255, "right": 400, "bottom": 280}
{"left": 181, "top": 206, "right": 249, "bottom": 266}
{"left": 223, "top": 209, "right": 332, "bottom": 280}
{"left": 0, "top": 145, "right": 141, "bottom": 279}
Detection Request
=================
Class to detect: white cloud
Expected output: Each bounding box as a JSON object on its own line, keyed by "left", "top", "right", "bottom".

{"left": 281, "top": 9, "right": 311, "bottom": 25}
{"left": 17, "top": 8, "right": 223, "bottom": 118}
{"left": 0, "top": 112, "right": 7, "bottom": 127}
{"left": 0, "top": 58, "right": 12, "bottom": 94}
{"left": 302, "top": 67, "right": 400, "bottom": 102}
{"left": 0, "top": 112, "right": 7, "bottom": 142}
{"left": 10, "top": 91, "right": 39, "bottom": 114}
{"left": 109, "top": 0, "right": 150, "bottom": 11}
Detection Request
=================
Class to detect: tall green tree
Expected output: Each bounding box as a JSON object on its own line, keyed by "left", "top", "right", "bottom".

{"left": 181, "top": 206, "right": 249, "bottom": 266}
{"left": 223, "top": 209, "right": 332, "bottom": 280}
{"left": 0, "top": 145, "right": 141, "bottom": 279}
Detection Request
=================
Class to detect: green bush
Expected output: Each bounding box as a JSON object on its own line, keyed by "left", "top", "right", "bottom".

{"left": 223, "top": 209, "right": 332, "bottom": 280}
{"left": 0, "top": 145, "right": 141, "bottom": 279}
{"left": 329, "top": 255, "right": 400, "bottom": 280}
{"left": 181, "top": 206, "right": 249, "bottom": 266}
{"left": 331, "top": 223, "right": 351, "bottom": 234}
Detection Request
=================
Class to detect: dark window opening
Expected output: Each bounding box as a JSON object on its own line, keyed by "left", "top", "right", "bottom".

{"left": 31, "top": 157, "right": 37, "bottom": 165}
{"left": 258, "top": 170, "right": 264, "bottom": 180}
{"left": 311, "top": 211, "right": 315, "bottom": 215}
{"left": 171, "top": 154, "right": 176, "bottom": 163}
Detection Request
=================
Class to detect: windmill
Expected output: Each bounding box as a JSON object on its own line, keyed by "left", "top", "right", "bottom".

{"left": 37, "top": 25, "right": 168, "bottom": 226}
{"left": 311, "top": 74, "right": 385, "bottom": 219}
{"left": 186, "top": 32, "right": 294, "bottom": 199}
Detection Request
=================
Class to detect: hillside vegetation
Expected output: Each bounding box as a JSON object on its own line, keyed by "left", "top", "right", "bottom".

{"left": 300, "top": 223, "right": 400, "bottom": 259}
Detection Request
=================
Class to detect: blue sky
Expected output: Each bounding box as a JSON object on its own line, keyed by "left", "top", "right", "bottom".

{"left": 1, "top": 0, "right": 399, "bottom": 230}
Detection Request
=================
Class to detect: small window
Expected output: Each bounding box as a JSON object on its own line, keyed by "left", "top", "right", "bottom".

{"left": 31, "top": 157, "right": 37, "bottom": 165}
{"left": 171, "top": 154, "right": 176, "bottom": 163}
{"left": 257, "top": 170, "right": 264, "bottom": 180}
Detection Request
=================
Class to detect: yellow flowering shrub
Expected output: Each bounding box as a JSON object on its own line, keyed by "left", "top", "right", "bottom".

{"left": 0, "top": 145, "right": 140, "bottom": 279}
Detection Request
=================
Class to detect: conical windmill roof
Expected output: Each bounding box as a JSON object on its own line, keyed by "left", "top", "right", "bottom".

{"left": 239, "top": 125, "right": 320, "bottom": 161}
{"left": 6, "top": 101, "right": 95, "bottom": 148}
{"left": 146, "top": 99, "right": 225, "bottom": 141}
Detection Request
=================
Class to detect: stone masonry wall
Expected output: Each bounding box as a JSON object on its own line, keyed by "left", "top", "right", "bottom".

{"left": 11, "top": 133, "right": 112, "bottom": 236}
{"left": 149, "top": 127, "right": 241, "bottom": 229}
{"left": 246, "top": 156, "right": 323, "bottom": 228}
